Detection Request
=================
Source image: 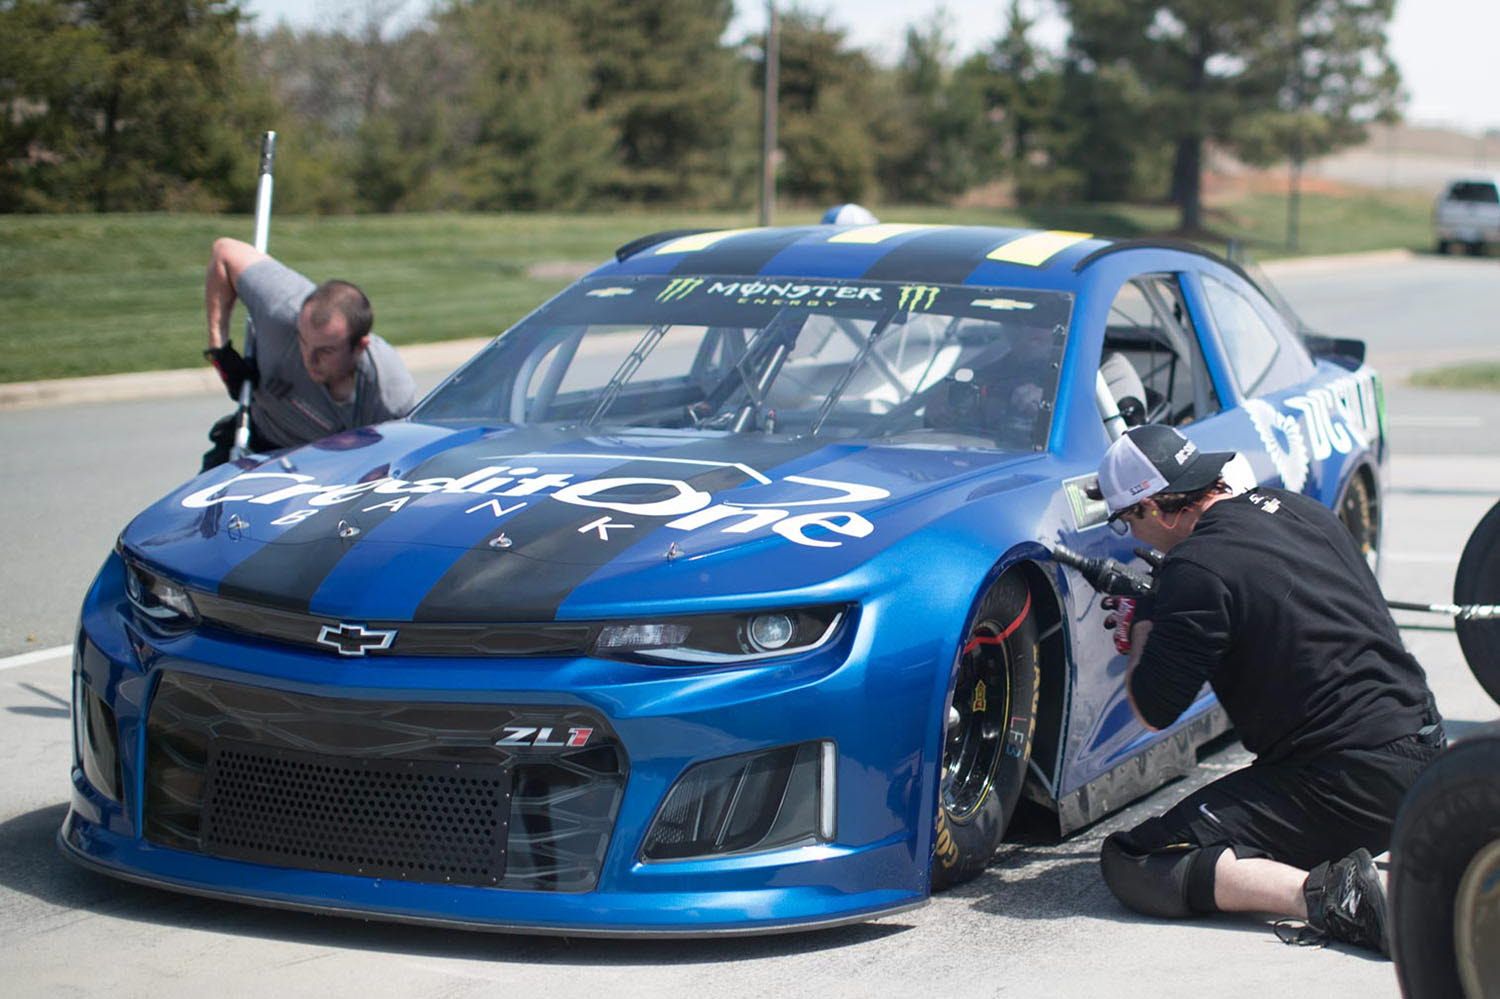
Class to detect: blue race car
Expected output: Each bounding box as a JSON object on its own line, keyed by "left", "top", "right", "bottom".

{"left": 63, "top": 222, "right": 1386, "bottom": 935}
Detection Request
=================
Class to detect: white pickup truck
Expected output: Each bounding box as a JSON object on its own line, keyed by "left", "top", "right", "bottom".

{"left": 1434, "top": 176, "right": 1500, "bottom": 255}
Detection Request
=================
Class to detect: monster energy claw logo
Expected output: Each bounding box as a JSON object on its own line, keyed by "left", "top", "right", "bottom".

{"left": 897, "top": 284, "right": 939, "bottom": 311}
{"left": 657, "top": 277, "right": 704, "bottom": 302}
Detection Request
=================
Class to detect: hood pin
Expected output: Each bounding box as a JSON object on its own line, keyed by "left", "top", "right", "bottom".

{"left": 665, "top": 542, "right": 683, "bottom": 561}
{"left": 489, "top": 533, "right": 513, "bottom": 550}
{"left": 226, "top": 514, "right": 249, "bottom": 538}
{"left": 337, "top": 520, "right": 361, "bottom": 539}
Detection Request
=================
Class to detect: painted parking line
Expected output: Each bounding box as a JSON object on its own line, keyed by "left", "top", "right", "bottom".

{"left": 0, "top": 643, "right": 71, "bottom": 671}
{"left": 1388, "top": 416, "right": 1484, "bottom": 428}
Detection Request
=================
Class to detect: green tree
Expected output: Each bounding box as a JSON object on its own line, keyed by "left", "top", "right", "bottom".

{"left": 1056, "top": 1, "right": 1254, "bottom": 230}
{"left": 1228, "top": 0, "right": 1402, "bottom": 248}
{"left": 762, "top": 9, "right": 886, "bottom": 203}
{"left": 555, "top": 0, "right": 752, "bottom": 205}
{"left": 879, "top": 20, "right": 988, "bottom": 203}
{"left": 1059, "top": 0, "right": 1400, "bottom": 231}
{"left": 2, "top": 0, "right": 266, "bottom": 212}
{"left": 429, "top": 0, "right": 616, "bottom": 210}
{"left": 952, "top": 1, "right": 1074, "bottom": 203}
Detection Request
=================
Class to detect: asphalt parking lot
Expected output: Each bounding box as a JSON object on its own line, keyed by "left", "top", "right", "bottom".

{"left": 1, "top": 252, "right": 1497, "bottom": 997}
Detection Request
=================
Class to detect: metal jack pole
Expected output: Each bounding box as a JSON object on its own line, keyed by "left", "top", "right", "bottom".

{"left": 230, "top": 130, "right": 277, "bottom": 460}
{"left": 759, "top": 2, "right": 779, "bottom": 227}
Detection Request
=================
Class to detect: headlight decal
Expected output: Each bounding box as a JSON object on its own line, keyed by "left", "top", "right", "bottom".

{"left": 592, "top": 606, "right": 846, "bottom": 665}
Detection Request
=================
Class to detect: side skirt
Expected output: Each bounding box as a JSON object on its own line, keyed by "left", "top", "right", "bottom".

{"left": 1055, "top": 705, "right": 1231, "bottom": 835}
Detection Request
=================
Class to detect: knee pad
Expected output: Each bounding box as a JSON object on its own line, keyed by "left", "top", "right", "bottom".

{"left": 1100, "top": 833, "right": 1223, "bottom": 918}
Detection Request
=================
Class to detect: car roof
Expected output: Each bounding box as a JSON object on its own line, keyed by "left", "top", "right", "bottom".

{"left": 592, "top": 224, "right": 1124, "bottom": 287}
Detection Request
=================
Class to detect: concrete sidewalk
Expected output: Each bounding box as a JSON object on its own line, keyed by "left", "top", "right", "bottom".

{"left": 0, "top": 249, "right": 1422, "bottom": 412}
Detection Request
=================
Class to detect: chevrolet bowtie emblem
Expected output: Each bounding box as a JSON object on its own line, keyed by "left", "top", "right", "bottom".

{"left": 316, "top": 622, "right": 397, "bottom": 656}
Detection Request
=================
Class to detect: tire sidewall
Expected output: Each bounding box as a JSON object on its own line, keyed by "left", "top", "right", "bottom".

{"left": 1454, "top": 500, "right": 1500, "bottom": 706}
{"left": 931, "top": 571, "right": 1040, "bottom": 890}
{"left": 1390, "top": 731, "right": 1500, "bottom": 999}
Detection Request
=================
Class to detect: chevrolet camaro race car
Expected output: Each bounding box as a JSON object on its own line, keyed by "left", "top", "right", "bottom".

{"left": 63, "top": 221, "right": 1388, "bottom": 935}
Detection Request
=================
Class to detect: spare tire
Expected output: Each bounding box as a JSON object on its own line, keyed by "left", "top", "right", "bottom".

{"left": 1389, "top": 727, "right": 1500, "bottom": 999}
{"left": 1454, "top": 500, "right": 1500, "bottom": 706}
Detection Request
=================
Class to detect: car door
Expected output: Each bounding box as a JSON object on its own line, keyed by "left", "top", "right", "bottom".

{"left": 1062, "top": 269, "right": 1245, "bottom": 788}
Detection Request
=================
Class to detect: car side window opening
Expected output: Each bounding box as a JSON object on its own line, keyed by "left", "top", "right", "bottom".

{"left": 1200, "top": 274, "right": 1315, "bottom": 398}
{"left": 1099, "top": 275, "right": 1220, "bottom": 429}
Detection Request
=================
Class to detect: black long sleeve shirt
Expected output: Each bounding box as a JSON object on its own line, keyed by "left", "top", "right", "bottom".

{"left": 1130, "top": 487, "right": 1434, "bottom": 764}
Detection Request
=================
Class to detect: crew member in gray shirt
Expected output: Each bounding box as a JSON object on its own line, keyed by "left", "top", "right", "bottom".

{"left": 200, "top": 237, "right": 418, "bottom": 470}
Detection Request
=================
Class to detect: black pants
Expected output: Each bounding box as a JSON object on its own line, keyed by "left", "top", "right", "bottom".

{"left": 1106, "top": 726, "right": 1445, "bottom": 912}
{"left": 201, "top": 413, "right": 279, "bottom": 472}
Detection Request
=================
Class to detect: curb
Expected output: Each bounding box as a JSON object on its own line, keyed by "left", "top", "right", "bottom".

{"left": 1258, "top": 248, "right": 1415, "bottom": 275}
{"left": 0, "top": 248, "right": 1419, "bottom": 412}
{"left": 0, "top": 338, "right": 492, "bottom": 412}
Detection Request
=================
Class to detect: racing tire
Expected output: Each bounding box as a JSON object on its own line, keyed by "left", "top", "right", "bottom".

{"left": 931, "top": 571, "right": 1039, "bottom": 891}
{"left": 1454, "top": 500, "right": 1500, "bottom": 706}
{"left": 1338, "top": 469, "right": 1379, "bottom": 575}
{"left": 1436, "top": 239, "right": 1451, "bottom": 255}
{"left": 1389, "top": 727, "right": 1500, "bottom": 999}
{"left": 1465, "top": 241, "right": 1485, "bottom": 257}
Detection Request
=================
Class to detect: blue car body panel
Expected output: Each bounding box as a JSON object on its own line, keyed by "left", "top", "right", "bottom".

{"left": 63, "top": 225, "right": 1386, "bottom": 934}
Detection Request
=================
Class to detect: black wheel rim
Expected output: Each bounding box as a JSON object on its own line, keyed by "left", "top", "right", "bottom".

{"left": 941, "top": 618, "right": 1012, "bottom": 821}
{"left": 1340, "top": 477, "right": 1377, "bottom": 572}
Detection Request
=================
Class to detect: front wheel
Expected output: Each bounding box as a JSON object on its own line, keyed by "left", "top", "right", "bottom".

{"left": 931, "top": 571, "right": 1039, "bottom": 891}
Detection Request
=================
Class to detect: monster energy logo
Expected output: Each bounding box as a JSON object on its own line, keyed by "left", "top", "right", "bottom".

{"left": 657, "top": 277, "right": 704, "bottom": 302}
{"left": 897, "top": 285, "right": 939, "bottom": 311}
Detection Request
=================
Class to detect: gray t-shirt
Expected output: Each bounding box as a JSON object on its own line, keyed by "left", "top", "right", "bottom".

{"left": 236, "top": 259, "right": 417, "bottom": 448}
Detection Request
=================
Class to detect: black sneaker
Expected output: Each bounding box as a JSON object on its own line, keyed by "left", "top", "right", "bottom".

{"left": 1300, "top": 847, "right": 1390, "bottom": 957}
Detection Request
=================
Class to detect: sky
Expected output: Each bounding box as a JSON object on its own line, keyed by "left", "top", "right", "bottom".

{"left": 244, "top": 0, "right": 1500, "bottom": 135}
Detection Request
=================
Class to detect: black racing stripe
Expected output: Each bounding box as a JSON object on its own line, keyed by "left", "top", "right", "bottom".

{"left": 413, "top": 437, "right": 831, "bottom": 622}
{"left": 670, "top": 228, "right": 819, "bottom": 277}
{"left": 858, "top": 227, "right": 1024, "bottom": 284}
{"left": 218, "top": 497, "right": 411, "bottom": 612}
{"left": 216, "top": 429, "right": 534, "bottom": 612}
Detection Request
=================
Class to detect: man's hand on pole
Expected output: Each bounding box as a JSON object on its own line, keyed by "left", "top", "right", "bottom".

{"left": 203, "top": 341, "right": 259, "bottom": 401}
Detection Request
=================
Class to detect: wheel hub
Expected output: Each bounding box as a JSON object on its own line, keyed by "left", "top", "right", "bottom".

{"left": 1455, "top": 837, "right": 1500, "bottom": 999}
{"left": 941, "top": 621, "right": 1012, "bottom": 821}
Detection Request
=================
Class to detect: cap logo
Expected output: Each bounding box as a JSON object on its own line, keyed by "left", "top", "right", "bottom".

{"left": 1128, "top": 479, "right": 1155, "bottom": 496}
{"left": 1174, "top": 441, "right": 1197, "bottom": 465}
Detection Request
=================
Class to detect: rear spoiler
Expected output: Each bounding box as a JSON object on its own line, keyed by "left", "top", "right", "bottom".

{"left": 1301, "top": 334, "right": 1366, "bottom": 369}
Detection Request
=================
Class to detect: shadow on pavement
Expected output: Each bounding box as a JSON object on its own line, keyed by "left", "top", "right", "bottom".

{"left": 1, "top": 803, "right": 908, "bottom": 964}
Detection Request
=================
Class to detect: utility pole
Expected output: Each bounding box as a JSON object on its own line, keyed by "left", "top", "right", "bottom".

{"left": 759, "top": 1, "right": 779, "bottom": 227}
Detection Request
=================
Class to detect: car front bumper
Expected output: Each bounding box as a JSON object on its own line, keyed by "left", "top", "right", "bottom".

{"left": 60, "top": 555, "right": 942, "bottom": 935}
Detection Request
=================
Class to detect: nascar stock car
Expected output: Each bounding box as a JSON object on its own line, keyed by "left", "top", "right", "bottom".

{"left": 63, "top": 220, "right": 1387, "bottom": 935}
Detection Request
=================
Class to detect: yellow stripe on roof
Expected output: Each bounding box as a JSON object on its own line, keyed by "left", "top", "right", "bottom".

{"left": 826, "top": 223, "right": 943, "bottom": 244}
{"left": 652, "top": 228, "right": 761, "bottom": 255}
{"left": 986, "top": 230, "right": 1093, "bottom": 266}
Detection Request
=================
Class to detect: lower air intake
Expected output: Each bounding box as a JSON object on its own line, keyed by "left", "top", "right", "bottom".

{"left": 202, "top": 741, "right": 512, "bottom": 887}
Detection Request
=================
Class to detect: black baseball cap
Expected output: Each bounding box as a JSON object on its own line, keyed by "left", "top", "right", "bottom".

{"left": 1090, "top": 424, "right": 1236, "bottom": 519}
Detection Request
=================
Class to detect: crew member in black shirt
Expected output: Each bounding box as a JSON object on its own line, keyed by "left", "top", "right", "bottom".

{"left": 1086, "top": 424, "right": 1443, "bottom": 955}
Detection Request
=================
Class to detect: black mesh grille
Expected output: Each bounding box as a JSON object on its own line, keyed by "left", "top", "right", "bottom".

{"left": 202, "top": 741, "right": 511, "bottom": 886}
{"left": 145, "top": 672, "right": 626, "bottom": 891}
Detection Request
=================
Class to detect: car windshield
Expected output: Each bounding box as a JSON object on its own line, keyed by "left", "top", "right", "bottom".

{"left": 414, "top": 275, "right": 1073, "bottom": 451}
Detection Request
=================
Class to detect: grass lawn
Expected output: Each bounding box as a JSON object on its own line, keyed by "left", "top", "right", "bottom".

{"left": 0, "top": 189, "right": 1435, "bottom": 383}
{"left": 1408, "top": 362, "right": 1500, "bottom": 391}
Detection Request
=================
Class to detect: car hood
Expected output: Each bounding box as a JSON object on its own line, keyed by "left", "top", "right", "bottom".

{"left": 123, "top": 422, "right": 1044, "bottom": 620}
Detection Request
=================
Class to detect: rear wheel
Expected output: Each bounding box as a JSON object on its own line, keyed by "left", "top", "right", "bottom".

{"left": 1466, "top": 241, "right": 1486, "bottom": 256}
{"left": 1338, "top": 470, "right": 1379, "bottom": 575}
{"left": 931, "top": 571, "right": 1039, "bottom": 890}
